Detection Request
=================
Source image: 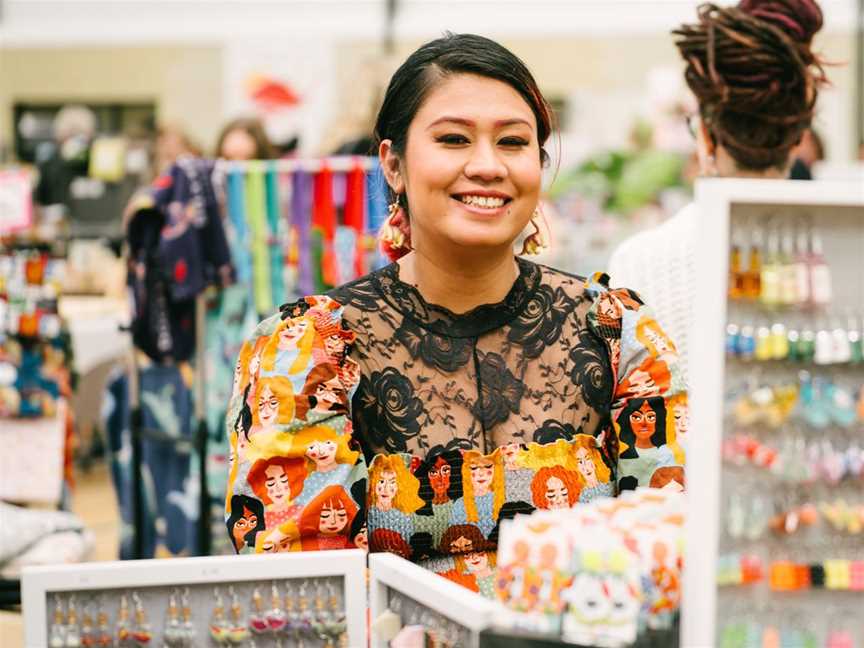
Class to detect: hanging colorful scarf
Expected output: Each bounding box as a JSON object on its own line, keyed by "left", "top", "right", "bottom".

{"left": 343, "top": 163, "right": 367, "bottom": 278}
{"left": 226, "top": 169, "right": 251, "bottom": 285}
{"left": 365, "top": 160, "right": 390, "bottom": 270}
{"left": 245, "top": 162, "right": 272, "bottom": 315}
{"left": 312, "top": 165, "right": 338, "bottom": 290}
{"left": 291, "top": 170, "right": 314, "bottom": 297}
{"left": 265, "top": 163, "right": 285, "bottom": 307}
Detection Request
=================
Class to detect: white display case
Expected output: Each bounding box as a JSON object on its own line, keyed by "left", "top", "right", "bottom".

{"left": 682, "top": 178, "right": 864, "bottom": 647}
{"left": 22, "top": 550, "right": 367, "bottom": 648}
{"left": 369, "top": 553, "right": 499, "bottom": 648}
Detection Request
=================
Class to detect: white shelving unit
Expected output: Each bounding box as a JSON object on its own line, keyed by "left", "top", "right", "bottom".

{"left": 22, "top": 550, "right": 367, "bottom": 648}
{"left": 368, "top": 553, "right": 499, "bottom": 648}
{"left": 682, "top": 178, "right": 864, "bottom": 647}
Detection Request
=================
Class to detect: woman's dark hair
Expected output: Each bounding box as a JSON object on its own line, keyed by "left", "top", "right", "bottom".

{"left": 374, "top": 32, "right": 554, "bottom": 176}
{"left": 414, "top": 449, "right": 464, "bottom": 516}
{"left": 226, "top": 494, "right": 266, "bottom": 551}
{"left": 673, "top": 0, "right": 826, "bottom": 171}
{"left": 616, "top": 396, "right": 668, "bottom": 460}
{"left": 215, "top": 117, "right": 274, "bottom": 160}
{"left": 235, "top": 387, "right": 254, "bottom": 441}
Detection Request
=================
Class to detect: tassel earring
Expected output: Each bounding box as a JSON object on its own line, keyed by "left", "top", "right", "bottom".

{"left": 379, "top": 199, "right": 412, "bottom": 261}
{"left": 521, "top": 206, "right": 551, "bottom": 256}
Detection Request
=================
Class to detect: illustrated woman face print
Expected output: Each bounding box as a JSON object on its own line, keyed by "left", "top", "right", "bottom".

{"left": 260, "top": 528, "right": 293, "bottom": 553}
{"left": 319, "top": 501, "right": 350, "bottom": 535}
{"left": 469, "top": 458, "right": 494, "bottom": 496}
{"left": 499, "top": 443, "right": 521, "bottom": 470}
{"left": 313, "top": 376, "right": 347, "bottom": 412}
{"left": 264, "top": 464, "right": 292, "bottom": 508}
{"left": 630, "top": 400, "right": 657, "bottom": 448}
{"left": 574, "top": 447, "right": 597, "bottom": 485}
{"left": 673, "top": 403, "right": 689, "bottom": 440}
{"left": 324, "top": 333, "right": 345, "bottom": 359}
{"left": 450, "top": 534, "right": 473, "bottom": 553}
{"left": 644, "top": 323, "right": 673, "bottom": 355}
{"left": 465, "top": 551, "right": 491, "bottom": 575}
{"left": 257, "top": 384, "right": 279, "bottom": 429}
{"left": 352, "top": 523, "right": 368, "bottom": 551}
{"left": 375, "top": 469, "right": 398, "bottom": 510}
{"left": 428, "top": 456, "right": 452, "bottom": 501}
{"left": 544, "top": 476, "right": 569, "bottom": 509}
{"left": 278, "top": 318, "right": 308, "bottom": 350}
{"left": 231, "top": 506, "right": 259, "bottom": 550}
{"left": 305, "top": 439, "right": 338, "bottom": 470}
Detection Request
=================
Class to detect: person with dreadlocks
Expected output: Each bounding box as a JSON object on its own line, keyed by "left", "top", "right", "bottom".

{"left": 608, "top": 0, "right": 827, "bottom": 380}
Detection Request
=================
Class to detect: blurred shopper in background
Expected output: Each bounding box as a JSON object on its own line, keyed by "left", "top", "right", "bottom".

{"left": 214, "top": 117, "right": 274, "bottom": 161}
{"left": 608, "top": 0, "right": 828, "bottom": 376}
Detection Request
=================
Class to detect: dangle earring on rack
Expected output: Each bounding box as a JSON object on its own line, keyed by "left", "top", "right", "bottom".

{"left": 228, "top": 586, "right": 250, "bottom": 644}
{"left": 80, "top": 600, "right": 95, "bottom": 648}
{"left": 210, "top": 587, "right": 230, "bottom": 645}
{"left": 163, "top": 590, "right": 181, "bottom": 647}
{"left": 115, "top": 594, "right": 131, "bottom": 647}
{"left": 65, "top": 595, "right": 82, "bottom": 648}
{"left": 130, "top": 592, "right": 151, "bottom": 647}
{"left": 180, "top": 588, "right": 195, "bottom": 647}
{"left": 249, "top": 586, "right": 268, "bottom": 635}
{"left": 49, "top": 596, "right": 65, "bottom": 648}
{"left": 265, "top": 581, "right": 287, "bottom": 646}
{"left": 95, "top": 597, "right": 111, "bottom": 648}
{"left": 326, "top": 582, "right": 348, "bottom": 648}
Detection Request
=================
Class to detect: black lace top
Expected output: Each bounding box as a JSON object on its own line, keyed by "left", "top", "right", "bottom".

{"left": 331, "top": 259, "right": 617, "bottom": 460}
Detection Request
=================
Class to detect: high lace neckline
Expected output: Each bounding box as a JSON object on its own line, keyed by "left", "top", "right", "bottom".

{"left": 369, "top": 256, "right": 541, "bottom": 338}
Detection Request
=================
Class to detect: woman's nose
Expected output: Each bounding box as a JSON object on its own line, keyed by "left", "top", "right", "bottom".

{"left": 464, "top": 140, "right": 507, "bottom": 182}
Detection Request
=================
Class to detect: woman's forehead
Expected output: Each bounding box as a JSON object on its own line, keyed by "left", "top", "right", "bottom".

{"left": 413, "top": 73, "right": 536, "bottom": 130}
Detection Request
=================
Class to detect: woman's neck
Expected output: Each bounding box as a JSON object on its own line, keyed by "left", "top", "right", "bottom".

{"left": 397, "top": 249, "right": 520, "bottom": 314}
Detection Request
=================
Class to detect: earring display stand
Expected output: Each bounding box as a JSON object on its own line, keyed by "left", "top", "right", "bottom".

{"left": 22, "top": 550, "right": 366, "bottom": 647}
{"left": 683, "top": 178, "right": 864, "bottom": 647}
{"left": 369, "top": 553, "right": 499, "bottom": 648}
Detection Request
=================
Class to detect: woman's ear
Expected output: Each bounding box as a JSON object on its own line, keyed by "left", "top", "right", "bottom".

{"left": 379, "top": 139, "right": 405, "bottom": 195}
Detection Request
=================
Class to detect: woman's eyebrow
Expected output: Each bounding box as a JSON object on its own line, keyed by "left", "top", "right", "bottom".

{"left": 426, "top": 116, "right": 532, "bottom": 130}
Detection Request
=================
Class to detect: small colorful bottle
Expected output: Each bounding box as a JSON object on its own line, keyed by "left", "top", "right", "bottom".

{"left": 793, "top": 228, "right": 811, "bottom": 305}
{"left": 760, "top": 231, "right": 782, "bottom": 307}
{"left": 743, "top": 228, "right": 763, "bottom": 299}
{"left": 807, "top": 231, "right": 832, "bottom": 307}
{"left": 728, "top": 230, "right": 745, "bottom": 300}
{"left": 778, "top": 229, "right": 799, "bottom": 305}
{"left": 769, "top": 322, "right": 789, "bottom": 360}
{"left": 848, "top": 315, "right": 863, "bottom": 364}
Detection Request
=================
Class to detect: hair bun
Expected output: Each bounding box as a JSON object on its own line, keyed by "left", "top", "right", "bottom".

{"left": 737, "top": 0, "right": 823, "bottom": 44}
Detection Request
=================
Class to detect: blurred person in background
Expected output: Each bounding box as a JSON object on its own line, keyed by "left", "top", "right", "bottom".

{"left": 34, "top": 104, "right": 97, "bottom": 209}
{"left": 215, "top": 117, "right": 274, "bottom": 161}
{"left": 153, "top": 123, "right": 202, "bottom": 175}
{"left": 608, "top": 0, "right": 828, "bottom": 376}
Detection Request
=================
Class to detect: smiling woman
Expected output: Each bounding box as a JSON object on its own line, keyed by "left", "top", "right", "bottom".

{"left": 224, "top": 32, "right": 686, "bottom": 596}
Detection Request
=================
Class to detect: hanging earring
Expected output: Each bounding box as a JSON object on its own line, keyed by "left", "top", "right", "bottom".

{"left": 249, "top": 587, "right": 268, "bottom": 635}
{"left": 130, "top": 592, "right": 151, "bottom": 647}
{"left": 95, "top": 597, "right": 111, "bottom": 648}
{"left": 227, "top": 586, "right": 250, "bottom": 645}
{"left": 210, "top": 588, "right": 230, "bottom": 645}
{"left": 326, "top": 582, "right": 347, "bottom": 648}
{"left": 180, "top": 588, "right": 196, "bottom": 647}
{"left": 115, "top": 594, "right": 131, "bottom": 647}
{"left": 49, "top": 596, "right": 66, "bottom": 648}
{"left": 80, "top": 601, "right": 95, "bottom": 648}
{"left": 520, "top": 206, "right": 550, "bottom": 256}
{"left": 265, "top": 582, "right": 287, "bottom": 636}
{"left": 65, "top": 595, "right": 82, "bottom": 648}
{"left": 379, "top": 198, "right": 411, "bottom": 259}
{"left": 164, "top": 591, "right": 181, "bottom": 647}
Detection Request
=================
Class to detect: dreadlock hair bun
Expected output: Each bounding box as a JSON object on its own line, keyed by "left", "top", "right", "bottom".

{"left": 673, "top": 0, "right": 826, "bottom": 171}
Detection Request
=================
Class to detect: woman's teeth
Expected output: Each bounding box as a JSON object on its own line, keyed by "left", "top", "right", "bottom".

{"left": 459, "top": 195, "right": 506, "bottom": 209}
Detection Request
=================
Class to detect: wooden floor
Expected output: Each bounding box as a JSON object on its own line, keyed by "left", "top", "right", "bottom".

{"left": 1, "top": 461, "right": 119, "bottom": 647}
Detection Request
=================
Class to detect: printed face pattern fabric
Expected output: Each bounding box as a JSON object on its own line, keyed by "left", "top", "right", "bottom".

{"left": 225, "top": 261, "right": 686, "bottom": 596}
{"left": 225, "top": 295, "right": 368, "bottom": 555}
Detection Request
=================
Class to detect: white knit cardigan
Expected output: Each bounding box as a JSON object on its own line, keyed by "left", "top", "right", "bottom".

{"left": 606, "top": 202, "right": 699, "bottom": 382}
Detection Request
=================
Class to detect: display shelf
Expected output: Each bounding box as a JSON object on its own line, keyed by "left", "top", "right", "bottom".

{"left": 22, "top": 550, "right": 366, "bottom": 647}
{"left": 682, "top": 178, "right": 864, "bottom": 647}
{"left": 368, "top": 553, "right": 498, "bottom": 648}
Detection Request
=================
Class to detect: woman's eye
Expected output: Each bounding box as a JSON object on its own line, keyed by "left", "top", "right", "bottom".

{"left": 499, "top": 137, "right": 529, "bottom": 147}
{"left": 436, "top": 134, "right": 469, "bottom": 145}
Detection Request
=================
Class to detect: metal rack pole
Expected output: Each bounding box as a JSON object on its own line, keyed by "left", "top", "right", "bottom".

{"left": 126, "top": 342, "right": 145, "bottom": 560}
{"left": 194, "top": 292, "right": 211, "bottom": 556}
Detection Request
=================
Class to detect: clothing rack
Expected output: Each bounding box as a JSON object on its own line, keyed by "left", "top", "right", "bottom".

{"left": 217, "top": 155, "right": 379, "bottom": 174}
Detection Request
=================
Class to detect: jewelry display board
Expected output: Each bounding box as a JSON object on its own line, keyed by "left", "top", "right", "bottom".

{"left": 368, "top": 553, "right": 499, "bottom": 648}
{"left": 22, "top": 550, "right": 366, "bottom": 647}
{"left": 683, "top": 178, "right": 864, "bottom": 647}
